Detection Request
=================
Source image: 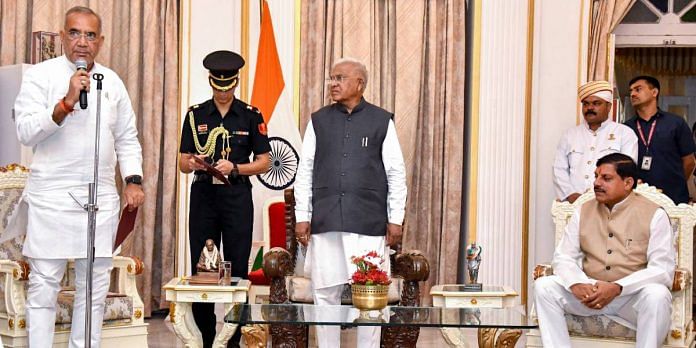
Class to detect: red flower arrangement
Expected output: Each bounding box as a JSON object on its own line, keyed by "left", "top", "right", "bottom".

{"left": 350, "top": 251, "right": 391, "bottom": 286}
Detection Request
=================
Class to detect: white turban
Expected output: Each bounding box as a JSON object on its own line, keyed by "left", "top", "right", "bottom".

{"left": 578, "top": 80, "right": 613, "bottom": 103}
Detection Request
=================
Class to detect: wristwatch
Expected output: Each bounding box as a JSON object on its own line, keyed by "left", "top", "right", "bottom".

{"left": 231, "top": 163, "right": 239, "bottom": 178}
{"left": 125, "top": 175, "right": 142, "bottom": 185}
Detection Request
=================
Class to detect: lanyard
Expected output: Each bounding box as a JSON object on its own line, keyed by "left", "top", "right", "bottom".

{"left": 636, "top": 118, "right": 657, "bottom": 149}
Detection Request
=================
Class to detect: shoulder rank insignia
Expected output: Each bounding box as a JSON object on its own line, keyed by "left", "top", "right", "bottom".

{"left": 246, "top": 105, "right": 261, "bottom": 113}
{"left": 188, "top": 104, "right": 200, "bottom": 111}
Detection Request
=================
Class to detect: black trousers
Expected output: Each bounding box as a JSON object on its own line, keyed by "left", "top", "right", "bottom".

{"left": 189, "top": 181, "right": 253, "bottom": 348}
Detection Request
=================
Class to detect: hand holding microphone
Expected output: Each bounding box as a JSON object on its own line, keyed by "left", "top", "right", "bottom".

{"left": 65, "top": 58, "right": 90, "bottom": 110}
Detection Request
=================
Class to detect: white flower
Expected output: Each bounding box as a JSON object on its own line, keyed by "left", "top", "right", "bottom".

{"left": 364, "top": 255, "right": 383, "bottom": 268}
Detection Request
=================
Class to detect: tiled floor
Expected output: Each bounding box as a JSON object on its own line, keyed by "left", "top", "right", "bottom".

{"left": 145, "top": 307, "right": 493, "bottom": 347}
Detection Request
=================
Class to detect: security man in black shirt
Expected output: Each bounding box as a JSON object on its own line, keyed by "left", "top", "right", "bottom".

{"left": 178, "top": 50, "right": 271, "bottom": 348}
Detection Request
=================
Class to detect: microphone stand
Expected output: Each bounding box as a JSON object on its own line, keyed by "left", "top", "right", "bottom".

{"left": 70, "top": 72, "right": 105, "bottom": 348}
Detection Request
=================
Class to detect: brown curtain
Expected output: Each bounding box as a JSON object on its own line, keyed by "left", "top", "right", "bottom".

{"left": 299, "top": 0, "right": 466, "bottom": 304}
{"left": 0, "top": 0, "right": 179, "bottom": 316}
{"left": 587, "top": 0, "right": 635, "bottom": 80}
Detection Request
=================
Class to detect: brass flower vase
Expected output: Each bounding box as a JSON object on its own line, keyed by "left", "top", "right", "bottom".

{"left": 351, "top": 284, "right": 389, "bottom": 311}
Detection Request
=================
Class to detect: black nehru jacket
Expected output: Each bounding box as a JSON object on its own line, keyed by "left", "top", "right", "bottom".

{"left": 310, "top": 99, "right": 391, "bottom": 236}
{"left": 179, "top": 98, "right": 271, "bottom": 168}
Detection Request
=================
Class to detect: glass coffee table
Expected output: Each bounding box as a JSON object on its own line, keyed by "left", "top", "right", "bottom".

{"left": 226, "top": 303, "right": 537, "bottom": 347}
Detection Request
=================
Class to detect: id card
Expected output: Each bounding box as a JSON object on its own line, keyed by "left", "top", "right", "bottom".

{"left": 641, "top": 156, "right": 653, "bottom": 171}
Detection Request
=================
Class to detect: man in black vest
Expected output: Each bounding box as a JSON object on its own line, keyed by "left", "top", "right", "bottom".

{"left": 294, "top": 57, "right": 407, "bottom": 347}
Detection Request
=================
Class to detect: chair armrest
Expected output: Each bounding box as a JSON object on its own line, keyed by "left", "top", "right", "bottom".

{"left": 112, "top": 255, "right": 145, "bottom": 323}
{"left": 393, "top": 250, "right": 429, "bottom": 282}
{"left": 533, "top": 264, "right": 553, "bottom": 280}
{"left": 0, "top": 259, "right": 29, "bottom": 317}
{"left": 263, "top": 247, "right": 293, "bottom": 304}
{"left": 672, "top": 268, "right": 690, "bottom": 292}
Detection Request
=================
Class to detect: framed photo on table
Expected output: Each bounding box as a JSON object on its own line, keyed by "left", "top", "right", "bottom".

{"left": 31, "top": 31, "right": 62, "bottom": 64}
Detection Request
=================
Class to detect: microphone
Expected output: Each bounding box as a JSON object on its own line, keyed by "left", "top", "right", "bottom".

{"left": 76, "top": 58, "right": 88, "bottom": 109}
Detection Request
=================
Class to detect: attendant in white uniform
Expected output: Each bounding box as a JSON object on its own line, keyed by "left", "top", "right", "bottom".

{"left": 294, "top": 57, "right": 407, "bottom": 348}
{"left": 553, "top": 80, "right": 638, "bottom": 203}
{"left": 13, "top": 6, "right": 144, "bottom": 347}
{"left": 535, "top": 153, "right": 675, "bottom": 348}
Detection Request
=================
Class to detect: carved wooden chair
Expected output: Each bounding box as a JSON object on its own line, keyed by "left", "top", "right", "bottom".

{"left": 526, "top": 184, "right": 696, "bottom": 348}
{"left": 261, "top": 188, "right": 430, "bottom": 347}
{"left": 0, "top": 164, "right": 148, "bottom": 347}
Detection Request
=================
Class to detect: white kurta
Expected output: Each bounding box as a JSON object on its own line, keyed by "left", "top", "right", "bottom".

{"left": 294, "top": 118, "right": 407, "bottom": 289}
{"left": 13, "top": 55, "right": 142, "bottom": 259}
{"left": 553, "top": 120, "right": 638, "bottom": 200}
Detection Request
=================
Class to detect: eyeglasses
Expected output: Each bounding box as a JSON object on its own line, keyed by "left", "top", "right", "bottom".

{"left": 325, "top": 76, "right": 359, "bottom": 84}
{"left": 67, "top": 30, "right": 98, "bottom": 42}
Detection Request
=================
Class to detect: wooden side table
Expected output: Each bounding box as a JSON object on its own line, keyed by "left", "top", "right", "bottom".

{"left": 430, "top": 284, "right": 521, "bottom": 348}
{"left": 164, "top": 277, "right": 250, "bottom": 348}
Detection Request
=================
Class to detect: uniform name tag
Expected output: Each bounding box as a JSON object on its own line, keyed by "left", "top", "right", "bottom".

{"left": 641, "top": 156, "right": 653, "bottom": 171}
{"left": 197, "top": 124, "right": 208, "bottom": 134}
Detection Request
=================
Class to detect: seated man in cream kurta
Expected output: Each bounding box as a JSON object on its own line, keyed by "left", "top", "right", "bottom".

{"left": 535, "top": 152, "right": 675, "bottom": 348}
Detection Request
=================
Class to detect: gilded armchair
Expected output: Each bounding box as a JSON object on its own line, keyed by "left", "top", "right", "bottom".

{"left": 526, "top": 184, "right": 695, "bottom": 347}
{"left": 0, "top": 164, "right": 148, "bottom": 347}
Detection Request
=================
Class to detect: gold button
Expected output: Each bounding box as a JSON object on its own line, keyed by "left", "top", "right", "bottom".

{"left": 585, "top": 175, "right": 589, "bottom": 179}
{"left": 587, "top": 161, "right": 592, "bottom": 165}
{"left": 590, "top": 147, "right": 595, "bottom": 151}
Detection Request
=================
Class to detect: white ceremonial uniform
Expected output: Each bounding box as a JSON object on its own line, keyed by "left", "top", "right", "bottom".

{"left": 553, "top": 120, "right": 638, "bottom": 200}
{"left": 294, "top": 119, "right": 407, "bottom": 348}
{"left": 534, "top": 199, "right": 675, "bottom": 348}
{"left": 13, "top": 55, "right": 143, "bottom": 348}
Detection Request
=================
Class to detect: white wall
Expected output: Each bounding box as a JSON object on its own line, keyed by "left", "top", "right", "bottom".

{"left": 0, "top": 64, "right": 33, "bottom": 166}
{"left": 528, "top": 0, "right": 589, "bottom": 294}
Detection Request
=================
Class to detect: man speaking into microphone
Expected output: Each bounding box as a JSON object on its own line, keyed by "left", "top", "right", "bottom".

{"left": 13, "top": 6, "right": 144, "bottom": 347}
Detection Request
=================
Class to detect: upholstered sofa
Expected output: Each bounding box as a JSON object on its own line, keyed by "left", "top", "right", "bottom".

{"left": 261, "top": 188, "right": 430, "bottom": 347}
{"left": 0, "top": 164, "right": 148, "bottom": 347}
{"left": 526, "top": 184, "right": 696, "bottom": 348}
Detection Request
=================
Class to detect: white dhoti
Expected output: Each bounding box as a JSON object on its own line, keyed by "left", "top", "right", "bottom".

{"left": 305, "top": 232, "right": 390, "bottom": 348}
{"left": 534, "top": 275, "right": 671, "bottom": 348}
{"left": 26, "top": 257, "right": 113, "bottom": 348}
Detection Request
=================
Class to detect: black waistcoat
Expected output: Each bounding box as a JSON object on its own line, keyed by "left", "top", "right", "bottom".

{"left": 310, "top": 99, "right": 391, "bottom": 236}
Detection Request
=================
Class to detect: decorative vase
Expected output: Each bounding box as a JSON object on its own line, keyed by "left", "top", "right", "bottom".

{"left": 351, "top": 284, "right": 389, "bottom": 311}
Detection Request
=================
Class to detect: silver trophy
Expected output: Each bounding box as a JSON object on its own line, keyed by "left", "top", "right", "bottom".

{"left": 464, "top": 242, "right": 483, "bottom": 291}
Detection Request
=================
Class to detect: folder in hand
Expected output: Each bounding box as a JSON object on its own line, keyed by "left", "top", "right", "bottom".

{"left": 114, "top": 206, "right": 138, "bottom": 252}
{"left": 192, "top": 156, "right": 231, "bottom": 186}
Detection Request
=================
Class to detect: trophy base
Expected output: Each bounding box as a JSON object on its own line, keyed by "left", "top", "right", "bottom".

{"left": 462, "top": 283, "right": 483, "bottom": 292}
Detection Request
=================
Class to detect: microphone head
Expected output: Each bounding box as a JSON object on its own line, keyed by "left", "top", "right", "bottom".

{"left": 75, "top": 58, "right": 88, "bottom": 71}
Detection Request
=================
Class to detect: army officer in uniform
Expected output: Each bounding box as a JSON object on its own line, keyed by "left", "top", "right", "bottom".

{"left": 179, "top": 50, "right": 271, "bottom": 348}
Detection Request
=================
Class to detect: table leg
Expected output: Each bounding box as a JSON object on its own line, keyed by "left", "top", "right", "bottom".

{"left": 440, "top": 327, "right": 470, "bottom": 347}
{"left": 213, "top": 303, "right": 241, "bottom": 348}
{"left": 170, "top": 302, "right": 204, "bottom": 348}
{"left": 478, "top": 328, "right": 522, "bottom": 348}
{"left": 241, "top": 324, "right": 269, "bottom": 347}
